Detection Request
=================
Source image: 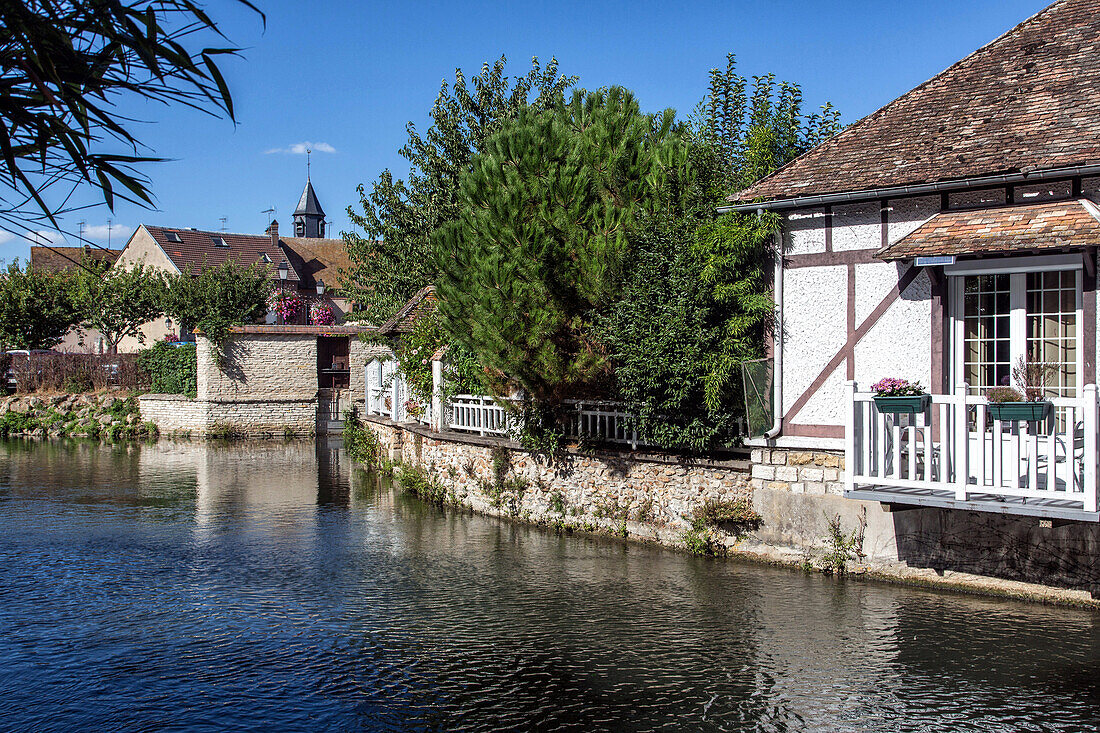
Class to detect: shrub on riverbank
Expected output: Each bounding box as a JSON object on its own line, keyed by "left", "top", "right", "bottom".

{"left": 136, "top": 341, "right": 196, "bottom": 396}
{"left": 343, "top": 406, "right": 385, "bottom": 469}
{"left": 0, "top": 392, "right": 157, "bottom": 441}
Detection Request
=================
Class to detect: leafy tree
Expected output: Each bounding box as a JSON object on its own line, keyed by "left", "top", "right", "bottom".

{"left": 342, "top": 56, "right": 576, "bottom": 320}
{"left": 0, "top": 260, "right": 81, "bottom": 349}
{"left": 598, "top": 55, "right": 841, "bottom": 450}
{"left": 161, "top": 260, "right": 271, "bottom": 348}
{"left": 433, "top": 87, "right": 684, "bottom": 403}
{"left": 75, "top": 263, "right": 165, "bottom": 353}
{"left": 0, "top": 0, "right": 262, "bottom": 237}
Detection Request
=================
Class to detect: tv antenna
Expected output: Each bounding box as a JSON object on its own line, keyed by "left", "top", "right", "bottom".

{"left": 77, "top": 220, "right": 86, "bottom": 242}
{"left": 107, "top": 219, "right": 113, "bottom": 247}
{"left": 219, "top": 216, "right": 228, "bottom": 232}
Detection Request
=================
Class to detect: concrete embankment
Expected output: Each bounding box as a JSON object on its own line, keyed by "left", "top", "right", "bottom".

{"left": 358, "top": 415, "right": 1100, "bottom": 609}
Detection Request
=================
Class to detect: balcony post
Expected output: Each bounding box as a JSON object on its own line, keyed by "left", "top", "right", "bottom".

{"left": 431, "top": 358, "right": 444, "bottom": 432}
{"left": 954, "top": 383, "right": 970, "bottom": 501}
{"left": 1084, "top": 384, "right": 1098, "bottom": 513}
{"left": 844, "top": 380, "right": 856, "bottom": 494}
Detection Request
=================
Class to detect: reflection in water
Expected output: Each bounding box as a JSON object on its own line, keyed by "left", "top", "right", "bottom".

{"left": 0, "top": 439, "right": 1098, "bottom": 732}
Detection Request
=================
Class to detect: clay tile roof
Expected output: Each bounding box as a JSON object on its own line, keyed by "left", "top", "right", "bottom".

{"left": 732, "top": 0, "right": 1100, "bottom": 204}
{"left": 377, "top": 285, "right": 437, "bottom": 336}
{"left": 279, "top": 236, "right": 350, "bottom": 292}
{"left": 145, "top": 226, "right": 299, "bottom": 282}
{"left": 29, "top": 245, "right": 121, "bottom": 273}
{"left": 877, "top": 199, "right": 1100, "bottom": 260}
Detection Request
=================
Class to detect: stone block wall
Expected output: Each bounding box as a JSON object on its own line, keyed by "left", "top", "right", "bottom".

{"left": 365, "top": 417, "right": 751, "bottom": 541}
{"left": 139, "top": 395, "right": 318, "bottom": 436}
{"left": 198, "top": 334, "right": 317, "bottom": 401}
{"left": 749, "top": 448, "right": 844, "bottom": 496}
{"left": 139, "top": 394, "right": 208, "bottom": 433}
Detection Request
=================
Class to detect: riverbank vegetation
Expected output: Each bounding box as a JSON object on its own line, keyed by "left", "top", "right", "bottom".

{"left": 345, "top": 54, "right": 840, "bottom": 452}
{"left": 0, "top": 392, "right": 157, "bottom": 441}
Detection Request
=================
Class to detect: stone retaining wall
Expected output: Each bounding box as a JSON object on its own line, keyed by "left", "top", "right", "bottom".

{"left": 139, "top": 394, "right": 318, "bottom": 436}
{"left": 364, "top": 416, "right": 751, "bottom": 544}
{"left": 360, "top": 417, "right": 1100, "bottom": 606}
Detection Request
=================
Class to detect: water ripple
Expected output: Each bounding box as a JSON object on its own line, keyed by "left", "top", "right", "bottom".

{"left": 0, "top": 439, "right": 1098, "bottom": 732}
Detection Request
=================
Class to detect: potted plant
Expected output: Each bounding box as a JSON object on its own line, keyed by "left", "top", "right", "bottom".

{"left": 984, "top": 356, "right": 1055, "bottom": 421}
{"left": 871, "top": 377, "right": 929, "bottom": 415}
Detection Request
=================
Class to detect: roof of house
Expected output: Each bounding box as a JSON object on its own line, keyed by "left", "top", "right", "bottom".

{"left": 377, "top": 285, "right": 437, "bottom": 335}
{"left": 877, "top": 199, "right": 1100, "bottom": 260}
{"left": 294, "top": 180, "right": 325, "bottom": 217}
{"left": 144, "top": 225, "right": 301, "bottom": 282}
{"left": 29, "top": 245, "right": 121, "bottom": 273}
{"left": 280, "top": 236, "right": 350, "bottom": 293}
{"left": 732, "top": 0, "right": 1100, "bottom": 204}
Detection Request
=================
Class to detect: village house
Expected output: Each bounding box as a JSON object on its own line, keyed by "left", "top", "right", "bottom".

{"left": 32, "top": 177, "right": 353, "bottom": 353}
{"left": 724, "top": 0, "right": 1100, "bottom": 582}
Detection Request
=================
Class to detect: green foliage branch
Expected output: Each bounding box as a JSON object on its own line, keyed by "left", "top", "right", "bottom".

{"left": 342, "top": 56, "right": 577, "bottom": 320}
{"left": 434, "top": 86, "right": 684, "bottom": 404}
{"left": 135, "top": 340, "right": 196, "bottom": 396}
{"left": 74, "top": 261, "right": 166, "bottom": 353}
{"left": 0, "top": 259, "right": 82, "bottom": 349}
{"left": 161, "top": 259, "right": 272, "bottom": 350}
{"left": 0, "top": 0, "right": 263, "bottom": 236}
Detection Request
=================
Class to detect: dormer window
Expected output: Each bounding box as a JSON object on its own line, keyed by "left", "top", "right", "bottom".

{"left": 212, "top": 237, "right": 228, "bottom": 247}
{"left": 165, "top": 231, "right": 182, "bottom": 243}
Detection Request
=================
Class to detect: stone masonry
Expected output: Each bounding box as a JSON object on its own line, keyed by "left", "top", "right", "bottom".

{"left": 365, "top": 416, "right": 752, "bottom": 544}
{"left": 749, "top": 448, "right": 844, "bottom": 496}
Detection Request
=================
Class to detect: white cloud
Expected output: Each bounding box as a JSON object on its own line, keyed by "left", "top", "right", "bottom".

{"left": 265, "top": 141, "right": 336, "bottom": 155}
{"left": 82, "top": 223, "right": 132, "bottom": 242}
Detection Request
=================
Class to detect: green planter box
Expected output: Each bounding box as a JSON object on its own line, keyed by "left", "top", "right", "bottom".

{"left": 987, "top": 401, "right": 1051, "bottom": 422}
{"left": 873, "top": 395, "right": 930, "bottom": 415}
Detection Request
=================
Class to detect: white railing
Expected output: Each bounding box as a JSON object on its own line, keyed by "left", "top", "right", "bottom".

{"left": 845, "top": 382, "right": 1099, "bottom": 513}
{"left": 562, "top": 400, "right": 638, "bottom": 449}
{"left": 449, "top": 394, "right": 513, "bottom": 436}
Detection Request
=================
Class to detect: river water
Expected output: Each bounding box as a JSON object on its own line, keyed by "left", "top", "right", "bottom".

{"left": 0, "top": 439, "right": 1098, "bottom": 732}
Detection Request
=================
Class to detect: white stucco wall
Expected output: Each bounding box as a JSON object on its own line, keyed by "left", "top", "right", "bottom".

{"left": 780, "top": 195, "right": 937, "bottom": 434}
{"left": 114, "top": 226, "right": 181, "bottom": 352}
{"left": 782, "top": 265, "right": 847, "bottom": 417}
{"left": 854, "top": 268, "right": 932, "bottom": 393}
{"left": 831, "top": 202, "right": 880, "bottom": 251}
{"left": 783, "top": 207, "right": 827, "bottom": 255}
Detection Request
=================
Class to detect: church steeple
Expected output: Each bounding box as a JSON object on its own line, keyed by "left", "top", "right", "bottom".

{"left": 293, "top": 154, "right": 326, "bottom": 238}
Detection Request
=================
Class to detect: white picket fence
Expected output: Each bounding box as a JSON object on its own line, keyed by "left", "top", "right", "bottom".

{"left": 845, "top": 381, "right": 1099, "bottom": 512}
{"left": 366, "top": 357, "right": 741, "bottom": 450}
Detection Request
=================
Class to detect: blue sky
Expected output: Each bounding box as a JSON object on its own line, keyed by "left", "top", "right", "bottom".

{"left": 3, "top": 0, "right": 1051, "bottom": 261}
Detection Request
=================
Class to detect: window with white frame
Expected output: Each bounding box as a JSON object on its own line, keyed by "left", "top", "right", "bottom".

{"left": 950, "top": 257, "right": 1083, "bottom": 398}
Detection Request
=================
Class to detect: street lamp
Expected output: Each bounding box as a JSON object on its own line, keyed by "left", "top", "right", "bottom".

{"left": 277, "top": 260, "right": 289, "bottom": 325}
{"left": 315, "top": 278, "right": 325, "bottom": 296}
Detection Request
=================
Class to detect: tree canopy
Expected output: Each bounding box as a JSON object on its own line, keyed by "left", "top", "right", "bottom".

{"left": 161, "top": 260, "right": 272, "bottom": 347}
{"left": 0, "top": 0, "right": 262, "bottom": 237}
{"left": 433, "top": 87, "right": 684, "bottom": 403}
{"left": 0, "top": 260, "right": 82, "bottom": 349}
{"left": 74, "top": 263, "right": 165, "bottom": 353}
{"left": 342, "top": 56, "right": 576, "bottom": 320}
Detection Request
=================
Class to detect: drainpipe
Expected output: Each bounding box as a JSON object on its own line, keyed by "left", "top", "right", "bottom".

{"left": 764, "top": 215, "right": 783, "bottom": 439}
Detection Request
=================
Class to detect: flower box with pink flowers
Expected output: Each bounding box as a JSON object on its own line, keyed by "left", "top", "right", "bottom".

{"left": 871, "top": 377, "right": 929, "bottom": 415}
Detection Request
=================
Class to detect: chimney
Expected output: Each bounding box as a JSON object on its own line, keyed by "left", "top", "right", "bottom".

{"left": 266, "top": 219, "right": 279, "bottom": 249}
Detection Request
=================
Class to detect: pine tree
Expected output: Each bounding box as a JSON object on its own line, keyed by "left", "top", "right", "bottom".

{"left": 433, "top": 88, "right": 684, "bottom": 403}
{"left": 341, "top": 56, "right": 576, "bottom": 321}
